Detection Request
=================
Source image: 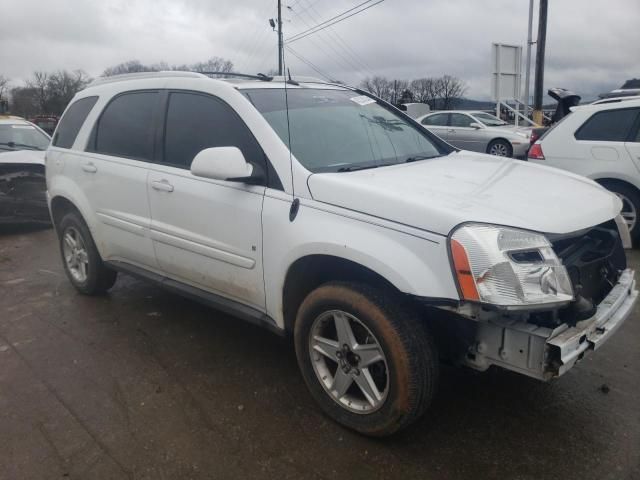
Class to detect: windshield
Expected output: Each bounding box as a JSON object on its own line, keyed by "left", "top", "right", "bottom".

{"left": 472, "top": 112, "right": 508, "bottom": 126}
{"left": 0, "top": 124, "right": 50, "bottom": 151}
{"left": 243, "top": 88, "right": 450, "bottom": 173}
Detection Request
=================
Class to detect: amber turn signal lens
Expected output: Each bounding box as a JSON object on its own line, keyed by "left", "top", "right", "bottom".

{"left": 451, "top": 239, "right": 480, "bottom": 301}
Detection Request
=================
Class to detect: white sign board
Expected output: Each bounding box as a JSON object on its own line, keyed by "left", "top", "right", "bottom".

{"left": 491, "top": 43, "right": 522, "bottom": 101}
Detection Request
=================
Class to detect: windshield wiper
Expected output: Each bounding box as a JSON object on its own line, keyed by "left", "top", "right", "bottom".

{"left": 405, "top": 155, "right": 438, "bottom": 163}
{"left": 337, "top": 163, "right": 394, "bottom": 172}
{"left": 0, "top": 142, "right": 42, "bottom": 151}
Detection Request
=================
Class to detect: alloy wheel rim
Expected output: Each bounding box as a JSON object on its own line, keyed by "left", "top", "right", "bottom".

{"left": 614, "top": 192, "right": 637, "bottom": 232}
{"left": 490, "top": 142, "right": 509, "bottom": 156}
{"left": 308, "top": 310, "right": 389, "bottom": 414}
{"left": 63, "top": 227, "right": 89, "bottom": 283}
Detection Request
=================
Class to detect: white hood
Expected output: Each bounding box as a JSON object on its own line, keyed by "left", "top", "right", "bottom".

{"left": 307, "top": 151, "right": 621, "bottom": 236}
{"left": 0, "top": 149, "right": 45, "bottom": 166}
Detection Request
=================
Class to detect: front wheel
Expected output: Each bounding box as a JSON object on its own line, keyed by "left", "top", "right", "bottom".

{"left": 294, "top": 282, "right": 438, "bottom": 436}
{"left": 487, "top": 139, "right": 513, "bottom": 157}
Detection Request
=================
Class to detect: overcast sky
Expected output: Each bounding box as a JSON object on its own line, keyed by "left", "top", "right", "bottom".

{"left": 1, "top": 0, "right": 638, "bottom": 100}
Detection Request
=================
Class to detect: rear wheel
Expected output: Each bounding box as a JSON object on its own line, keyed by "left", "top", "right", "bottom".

{"left": 294, "top": 282, "right": 438, "bottom": 436}
{"left": 487, "top": 139, "right": 513, "bottom": 157}
{"left": 601, "top": 181, "right": 640, "bottom": 243}
{"left": 58, "top": 212, "right": 117, "bottom": 294}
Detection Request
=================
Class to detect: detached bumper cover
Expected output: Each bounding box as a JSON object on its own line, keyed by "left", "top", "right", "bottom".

{"left": 465, "top": 269, "right": 637, "bottom": 380}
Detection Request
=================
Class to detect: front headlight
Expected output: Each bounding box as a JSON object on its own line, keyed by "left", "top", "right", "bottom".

{"left": 450, "top": 224, "right": 573, "bottom": 309}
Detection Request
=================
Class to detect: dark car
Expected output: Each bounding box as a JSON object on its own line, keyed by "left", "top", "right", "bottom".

{"left": 29, "top": 115, "right": 59, "bottom": 135}
{"left": 0, "top": 117, "right": 51, "bottom": 224}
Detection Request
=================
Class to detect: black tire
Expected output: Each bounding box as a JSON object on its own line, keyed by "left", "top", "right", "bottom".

{"left": 58, "top": 211, "right": 117, "bottom": 295}
{"left": 294, "top": 282, "right": 438, "bottom": 437}
{"left": 487, "top": 139, "right": 513, "bottom": 157}
{"left": 600, "top": 180, "right": 640, "bottom": 244}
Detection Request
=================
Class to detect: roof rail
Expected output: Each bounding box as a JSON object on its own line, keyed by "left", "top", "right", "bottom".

{"left": 87, "top": 71, "right": 207, "bottom": 88}
{"left": 199, "top": 71, "right": 273, "bottom": 82}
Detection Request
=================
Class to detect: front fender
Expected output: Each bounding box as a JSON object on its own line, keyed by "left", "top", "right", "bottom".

{"left": 262, "top": 194, "right": 460, "bottom": 328}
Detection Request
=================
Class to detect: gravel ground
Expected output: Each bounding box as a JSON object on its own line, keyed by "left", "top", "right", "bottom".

{"left": 0, "top": 225, "right": 638, "bottom": 480}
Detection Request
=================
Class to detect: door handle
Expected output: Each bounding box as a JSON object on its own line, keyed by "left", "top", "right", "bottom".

{"left": 82, "top": 162, "right": 97, "bottom": 173}
{"left": 151, "top": 179, "right": 174, "bottom": 192}
{"left": 447, "top": 129, "right": 455, "bottom": 133}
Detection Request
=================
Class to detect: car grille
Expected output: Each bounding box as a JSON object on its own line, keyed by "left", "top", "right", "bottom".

{"left": 530, "top": 220, "right": 626, "bottom": 327}
{"left": 551, "top": 220, "right": 626, "bottom": 304}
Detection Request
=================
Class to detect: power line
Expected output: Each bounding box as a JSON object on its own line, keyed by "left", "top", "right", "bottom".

{"left": 286, "top": 0, "right": 383, "bottom": 44}
{"left": 288, "top": 1, "right": 371, "bottom": 80}
{"left": 285, "top": 46, "right": 334, "bottom": 81}
{"left": 297, "top": 0, "right": 376, "bottom": 77}
{"left": 236, "top": 1, "right": 278, "bottom": 72}
{"left": 290, "top": 0, "right": 322, "bottom": 18}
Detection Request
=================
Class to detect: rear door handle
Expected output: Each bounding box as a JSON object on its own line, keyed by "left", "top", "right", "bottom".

{"left": 82, "top": 162, "right": 97, "bottom": 173}
{"left": 151, "top": 179, "right": 174, "bottom": 192}
{"left": 447, "top": 129, "right": 455, "bottom": 133}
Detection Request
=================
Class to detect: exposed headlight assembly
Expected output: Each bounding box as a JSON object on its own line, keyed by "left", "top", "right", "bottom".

{"left": 450, "top": 224, "right": 573, "bottom": 309}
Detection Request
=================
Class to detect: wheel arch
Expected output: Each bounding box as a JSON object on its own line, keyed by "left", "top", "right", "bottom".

{"left": 486, "top": 137, "right": 513, "bottom": 153}
{"left": 50, "top": 195, "right": 83, "bottom": 229}
{"left": 48, "top": 191, "right": 106, "bottom": 257}
{"left": 594, "top": 177, "right": 640, "bottom": 195}
{"left": 281, "top": 254, "right": 404, "bottom": 334}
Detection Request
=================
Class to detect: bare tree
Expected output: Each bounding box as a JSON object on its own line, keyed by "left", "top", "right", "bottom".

{"left": 46, "top": 70, "right": 92, "bottom": 114}
{"left": 409, "top": 77, "right": 441, "bottom": 108}
{"left": 103, "top": 57, "right": 235, "bottom": 77}
{"left": 437, "top": 75, "right": 468, "bottom": 110}
{"left": 189, "top": 57, "right": 234, "bottom": 74}
{"left": 389, "top": 79, "right": 409, "bottom": 104}
{"left": 359, "top": 76, "right": 393, "bottom": 102}
{"left": 103, "top": 60, "right": 153, "bottom": 77}
{"left": 28, "top": 72, "right": 50, "bottom": 113}
{"left": 0, "top": 75, "right": 9, "bottom": 100}
{"left": 9, "top": 86, "right": 39, "bottom": 118}
{"left": 18, "top": 70, "right": 92, "bottom": 116}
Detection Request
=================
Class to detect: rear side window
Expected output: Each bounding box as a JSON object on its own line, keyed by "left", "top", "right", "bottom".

{"left": 53, "top": 96, "right": 98, "bottom": 148}
{"left": 450, "top": 113, "right": 474, "bottom": 128}
{"left": 422, "top": 113, "right": 448, "bottom": 126}
{"left": 163, "top": 92, "right": 265, "bottom": 170}
{"left": 93, "top": 91, "right": 158, "bottom": 161}
{"left": 575, "top": 108, "right": 640, "bottom": 142}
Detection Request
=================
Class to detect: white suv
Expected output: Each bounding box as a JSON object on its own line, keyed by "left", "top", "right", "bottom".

{"left": 528, "top": 100, "right": 640, "bottom": 241}
{"left": 46, "top": 72, "right": 637, "bottom": 436}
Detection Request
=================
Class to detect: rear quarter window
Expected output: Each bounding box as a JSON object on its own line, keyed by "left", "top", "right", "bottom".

{"left": 90, "top": 91, "right": 159, "bottom": 161}
{"left": 574, "top": 108, "right": 640, "bottom": 142}
{"left": 52, "top": 96, "right": 98, "bottom": 149}
{"left": 421, "top": 113, "right": 448, "bottom": 126}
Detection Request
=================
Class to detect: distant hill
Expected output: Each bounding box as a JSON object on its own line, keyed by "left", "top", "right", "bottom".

{"left": 621, "top": 78, "right": 640, "bottom": 89}
{"left": 452, "top": 98, "right": 495, "bottom": 110}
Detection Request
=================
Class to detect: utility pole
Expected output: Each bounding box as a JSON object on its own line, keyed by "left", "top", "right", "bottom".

{"left": 523, "top": 0, "right": 534, "bottom": 119}
{"left": 277, "top": 0, "right": 284, "bottom": 76}
{"left": 532, "top": 0, "right": 548, "bottom": 125}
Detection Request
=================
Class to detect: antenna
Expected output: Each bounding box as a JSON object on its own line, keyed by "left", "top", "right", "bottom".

{"left": 286, "top": 68, "right": 299, "bottom": 86}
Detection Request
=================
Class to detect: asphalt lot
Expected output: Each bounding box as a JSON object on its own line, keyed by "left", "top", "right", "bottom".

{"left": 0, "top": 225, "right": 638, "bottom": 480}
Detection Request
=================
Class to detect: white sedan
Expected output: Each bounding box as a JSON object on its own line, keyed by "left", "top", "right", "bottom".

{"left": 528, "top": 98, "right": 640, "bottom": 241}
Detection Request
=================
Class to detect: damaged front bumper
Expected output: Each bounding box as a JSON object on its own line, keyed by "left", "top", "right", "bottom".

{"left": 0, "top": 164, "right": 50, "bottom": 224}
{"left": 463, "top": 268, "right": 637, "bottom": 381}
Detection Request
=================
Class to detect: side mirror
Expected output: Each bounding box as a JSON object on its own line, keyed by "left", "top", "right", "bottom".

{"left": 190, "top": 147, "right": 258, "bottom": 183}
{"left": 469, "top": 122, "right": 482, "bottom": 129}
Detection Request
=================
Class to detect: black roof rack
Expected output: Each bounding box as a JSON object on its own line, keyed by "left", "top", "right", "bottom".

{"left": 199, "top": 72, "right": 273, "bottom": 82}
